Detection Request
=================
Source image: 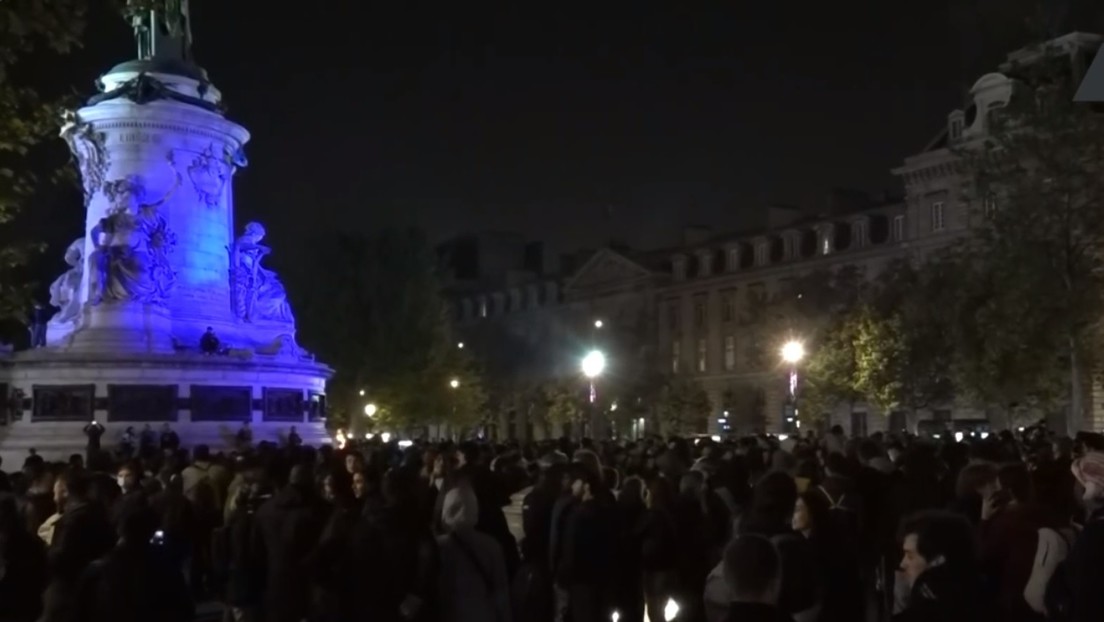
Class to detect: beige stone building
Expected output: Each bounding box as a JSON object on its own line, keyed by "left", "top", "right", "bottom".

{"left": 453, "top": 33, "right": 1104, "bottom": 438}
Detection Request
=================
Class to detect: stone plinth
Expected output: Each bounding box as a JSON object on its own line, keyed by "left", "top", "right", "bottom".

{"left": 0, "top": 348, "right": 331, "bottom": 464}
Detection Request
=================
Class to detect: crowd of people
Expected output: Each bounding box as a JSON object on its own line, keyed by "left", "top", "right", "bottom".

{"left": 0, "top": 423, "right": 1102, "bottom": 622}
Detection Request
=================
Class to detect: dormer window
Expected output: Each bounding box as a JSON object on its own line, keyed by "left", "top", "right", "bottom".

{"left": 754, "top": 242, "right": 769, "bottom": 266}
{"left": 672, "top": 255, "right": 688, "bottom": 281}
{"left": 950, "top": 117, "right": 963, "bottom": 140}
{"left": 697, "top": 251, "right": 713, "bottom": 277}
{"left": 726, "top": 247, "right": 740, "bottom": 272}
{"left": 852, "top": 220, "right": 868, "bottom": 249}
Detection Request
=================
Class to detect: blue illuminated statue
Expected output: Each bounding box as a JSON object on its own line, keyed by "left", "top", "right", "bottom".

{"left": 89, "top": 174, "right": 178, "bottom": 306}
{"left": 48, "top": 238, "right": 85, "bottom": 326}
{"left": 229, "top": 222, "right": 295, "bottom": 325}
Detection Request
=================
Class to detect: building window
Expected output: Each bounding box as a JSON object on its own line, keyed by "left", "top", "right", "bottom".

{"left": 727, "top": 248, "right": 739, "bottom": 271}
{"left": 983, "top": 194, "right": 998, "bottom": 218}
{"left": 673, "top": 257, "right": 687, "bottom": 281}
{"left": 693, "top": 297, "right": 706, "bottom": 329}
{"left": 892, "top": 215, "right": 905, "bottom": 242}
{"left": 755, "top": 243, "right": 769, "bottom": 266}
{"left": 821, "top": 235, "right": 831, "bottom": 255}
{"left": 672, "top": 341, "right": 681, "bottom": 374}
{"left": 931, "top": 201, "right": 945, "bottom": 231}
{"left": 721, "top": 292, "right": 736, "bottom": 323}
{"left": 723, "top": 335, "right": 736, "bottom": 371}
{"left": 479, "top": 300, "right": 488, "bottom": 318}
{"left": 696, "top": 338, "right": 707, "bottom": 373}
{"left": 698, "top": 253, "right": 712, "bottom": 277}
{"left": 668, "top": 301, "right": 681, "bottom": 332}
{"left": 853, "top": 221, "right": 868, "bottom": 248}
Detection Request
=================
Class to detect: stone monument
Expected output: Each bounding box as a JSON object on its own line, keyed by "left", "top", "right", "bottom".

{"left": 0, "top": 0, "right": 332, "bottom": 463}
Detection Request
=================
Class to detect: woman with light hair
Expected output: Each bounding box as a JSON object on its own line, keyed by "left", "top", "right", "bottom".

{"left": 436, "top": 484, "right": 512, "bottom": 622}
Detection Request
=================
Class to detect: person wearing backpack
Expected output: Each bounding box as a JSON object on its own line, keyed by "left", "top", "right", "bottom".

{"left": 1047, "top": 452, "right": 1104, "bottom": 622}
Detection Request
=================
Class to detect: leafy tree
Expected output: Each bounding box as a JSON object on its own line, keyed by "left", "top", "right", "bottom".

{"left": 291, "top": 228, "right": 486, "bottom": 432}
{"left": 852, "top": 307, "right": 906, "bottom": 414}
{"left": 800, "top": 312, "right": 862, "bottom": 421}
{"left": 863, "top": 259, "right": 957, "bottom": 415}
{"left": 654, "top": 375, "right": 712, "bottom": 435}
{"left": 0, "top": 1, "right": 87, "bottom": 321}
{"left": 539, "top": 378, "right": 586, "bottom": 436}
{"left": 956, "top": 50, "right": 1104, "bottom": 431}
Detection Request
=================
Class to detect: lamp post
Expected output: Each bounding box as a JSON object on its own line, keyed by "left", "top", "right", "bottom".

{"left": 581, "top": 349, "right": 606, "bottom": 438}
{"left": 780, "top": 340, "right": 805, "bottom": 435}
{"left": 446, "top": 378, "right": 460, "bottom": 440}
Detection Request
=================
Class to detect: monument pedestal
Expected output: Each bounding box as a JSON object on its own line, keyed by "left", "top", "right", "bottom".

{"left": 0, "top": 51, "right": 334, "bottom": 461}
{"left": 0, "top": 349, "right": 331, "bottom": 465}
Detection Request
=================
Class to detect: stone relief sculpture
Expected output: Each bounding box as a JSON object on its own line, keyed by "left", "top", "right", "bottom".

{"left": 89, "top": 171, "right": 179, "bottom": 306}
{"left": 48, "top": 238, "right": 86, "bottom": 327}
{"left": 188, "top": 144, "right": 231, "bottom": 206}
{"left": 59, "top": 111, "right": 109, "bottom": 207}
{"left": 228, "top": 222, "right": 295, "bottom": 324}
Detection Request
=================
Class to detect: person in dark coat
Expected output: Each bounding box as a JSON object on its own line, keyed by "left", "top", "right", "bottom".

{"left": 721, "top": 535, "right": 794, "bottom": 622}
{"left": 558, "top": 467, "right": 617, "bottom": 622}
{"left": 40, "top": 470, "right": 116, "bottom": 622}
{"left": 72, "top": 504, "right": 193, "bottom": 622}
{"left": 0, "top": 494, "right": 48, "bottom": 622}
{"left": 255, "top": 463, "right": 327, "bottom": 622}
{"left": 894, "top": 510, "right": 986, "bottom": 622}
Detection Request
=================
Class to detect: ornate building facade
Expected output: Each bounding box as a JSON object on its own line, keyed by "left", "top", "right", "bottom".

{"left": 452, "top": 32, "right": 1104, "bottom": 438}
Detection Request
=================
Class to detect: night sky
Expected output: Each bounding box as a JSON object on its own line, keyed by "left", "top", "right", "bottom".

{"left": 38, "top": 1, "right": 1093, "bottom": 265}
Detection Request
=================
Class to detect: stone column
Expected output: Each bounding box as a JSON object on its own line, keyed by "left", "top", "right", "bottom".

{"left": 62, "top": 63, "right": 249, "bottom": 354}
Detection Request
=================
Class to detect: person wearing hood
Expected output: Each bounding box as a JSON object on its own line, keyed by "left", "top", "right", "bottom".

{"left": 437, "top": 483, "right": 512, "bottom": 622}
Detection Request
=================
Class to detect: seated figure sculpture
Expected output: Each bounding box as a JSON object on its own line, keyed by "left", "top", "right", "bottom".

{"left": 229, "top": 222, "right": 295, "bottom": 325}
{"left": 47, "top": 238, "right": 85, "bottom": 331}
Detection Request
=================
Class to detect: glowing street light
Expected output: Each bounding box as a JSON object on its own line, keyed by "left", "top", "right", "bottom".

{"left": 780, "top": 340, "right": 806, "bottom": 364}
{"left": 581, "top": 350, "right": 606, "bottom": 379}
{"left": 364, "top": 403, "right": 378, "bottom": 418}
{"left": 457, "top": 342, "right": 464, "bottom": 349}
{"left": 663, "top": 598, "right": 680, "bottom": 621}
{"left": 449, "top": 378, "right": 460, "bottom": 389}
{"left": 594, "top": 319, "right": 604, "bottom": 329}
{"left": 358, "top": 389, "right": 365, "bottom": 396}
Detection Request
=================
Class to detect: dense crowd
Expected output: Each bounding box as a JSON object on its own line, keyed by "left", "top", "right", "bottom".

{"left": 0, "top": 423, "right": 1102, "bottom": 622}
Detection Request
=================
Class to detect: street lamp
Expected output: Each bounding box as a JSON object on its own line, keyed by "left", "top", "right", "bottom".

{"left": 364, "top": 403, "right": 378, "bottom": 418}
{"left": 358, "top": 389, "right": 365, "bottom": 397}
{"left": 780, "top": 340, "right": 805, "bottom": 435}
{"left": 581, "top": 350, "right": 606, "bottom": 438}
{"left": 457, "top": 342, "right": 464, "bottom": 349}
{"left": 780, "top": 340, "right": 805, "bottom": 364}
{"left": 582, "top": 350, "right": 606, "bottom": 379}
{"left": 449, "top": 378, "right": 460, "bottom": 389}
{"left": 594, "top": 319, "right": 604, "bottom": 329}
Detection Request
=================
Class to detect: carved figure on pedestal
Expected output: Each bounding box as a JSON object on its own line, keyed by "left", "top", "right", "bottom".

{"left": 89, "top": 173, "right": 179, "bottom": 306}
{"left": 48, "top": 238, "right": 86, "bottom": 328}
{"left": 228, "top": 222, "right": 295, "bottom": 324}
{"left": 60, "top": 111, "right": 109, "bottom": 207}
